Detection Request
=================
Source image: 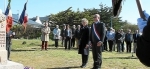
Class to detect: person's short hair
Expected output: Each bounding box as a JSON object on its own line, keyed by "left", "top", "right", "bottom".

{"left": 77, "top": 25, "right": 80, "bottom": 27}
{"left": 81, "top": 18, "right": 88, "bottom": 24}
{"left": 94, "top": 14, "right": 100, "bottom": 19}
{"left": 56, "top": 25, "right": 59, "bottom": 27}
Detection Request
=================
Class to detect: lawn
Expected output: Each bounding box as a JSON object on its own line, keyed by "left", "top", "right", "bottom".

{"left": 10, "top": 39, "right": 149, "bottom": 69}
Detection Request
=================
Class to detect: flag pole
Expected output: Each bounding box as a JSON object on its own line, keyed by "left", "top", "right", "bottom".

{"left": 136, "top": 0, "right": 146, "bottom": 21}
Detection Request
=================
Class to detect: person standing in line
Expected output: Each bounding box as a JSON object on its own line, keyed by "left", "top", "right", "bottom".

{"left": 106, "top": 28, "right": 115, "bottom": 52}
{"left": 115, "top": 29, "right": 123, "bottom": 52}
{"left": 60, "top": 24, "right": 66, "bottom": 47}
{"left": 120, "top": 29, "right": 125, "bottom": 52}
{"left": 71, "top": 25, "right": 76, "bottom": 48}
{"left": 41, "top": 22, "right": 51, "bottom": 51}
{"left": 53, "top": 25, "right": 61, "bottom": 48}
{"left": 133, "top": 30, "right": 140, "bottom": 53}
{"left": 90, "top": 14, "right": 106, "bottom": 69}
{"left": 125, "top": 29, "right": 133, "bottom": 53}
{"left": 75, "top": 25, "right": 81, "bottom": 49}
{"left": 64, "top": 24, "right": 72, "bottom": 50}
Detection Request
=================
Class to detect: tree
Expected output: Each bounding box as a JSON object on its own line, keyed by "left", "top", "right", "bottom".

{"left": 48, "top": 3, "right": 124, "bottom": 30}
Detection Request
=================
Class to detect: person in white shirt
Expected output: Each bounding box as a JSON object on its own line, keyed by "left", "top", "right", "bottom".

{"left": 53, "top": 25, "right": 61, "bottom": 48}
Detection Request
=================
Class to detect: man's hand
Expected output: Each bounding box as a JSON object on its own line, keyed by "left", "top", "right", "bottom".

{"left": 97, "top": 41, "right": 102, "bottom": 46}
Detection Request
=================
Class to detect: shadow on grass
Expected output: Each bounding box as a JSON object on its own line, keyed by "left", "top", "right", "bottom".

{"left": 47, "top": 66, "right": 80, "bottom": 69}
{"left": 103, "top": 56, "right": 138, "bottom": 59}
{"left": 11, "top": 49, "right": 36, "bottom": 52}
{"left": 31, "top": 47, "right": 79, "bottom": 50}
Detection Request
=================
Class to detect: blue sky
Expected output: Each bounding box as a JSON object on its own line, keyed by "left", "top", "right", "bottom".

{"left": 0, "top": 0, "right": 150, "bottom": 25}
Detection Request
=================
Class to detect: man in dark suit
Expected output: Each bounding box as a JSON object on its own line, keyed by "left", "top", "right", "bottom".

{"left": 115, "top": 29, "right": 123, "bottom": 52}
{"left": 75, "top": 25, "right": 81, "bottom": 49}
{"left": 64, "top": 24, "right": 72, "bottom": 50}
{"left": 90, "top": 14, "right": 106, "bottom": 69}
{"left": 133, "top": 30, "right": 140, "bottom": 53}
{"left": 60, "top": 24, "right": 66, "bottom": 47}
{"left": 71, "top": 25, "right": 76, "bottom": 48}
{"left": 125, "top": 29, "right": 133, "bottom": 53}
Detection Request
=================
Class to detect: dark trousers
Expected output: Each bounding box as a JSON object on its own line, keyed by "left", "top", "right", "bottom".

{"left": 41, "top": 41, "right": 48, "bottom": 50}
{"left": 92, "top": 44, "right": 102, "bottom": 68}
{"left": 108, "top": 40, "right": 114, "bottom": 51}
{"left": 65, "top": 36, "right": 71, "bottom": 50}
{"left": 81, "top": 54, "right": 88, "bottom": 65}
{"left": 103, "top": 40, "right": 107, "bottom": 51}
{"left": 71, "top": 37, "right": 75, "bottom": 47}
{"left": 121, "top": 41, "right": 124, "bottom": 52}
{"left": 117, "top": 42, "right": 122, "bottom": 52}
{"left": 55, "top": 39, "right": 59, "bottom": 47}
{"left": 61, "top": 37, "right": 65, "bottom": 46}
{"left": 6, "top": 37, "right": 11, "bottom": 60}
{"left": 126, "top": 41, "right": 132, "bottom": 53}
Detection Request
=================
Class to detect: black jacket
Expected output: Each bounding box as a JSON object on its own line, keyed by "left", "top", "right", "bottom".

{"left": 133, "top": 33, "right": 140, "bottom": 43}
{"left": 78, "top": 26, "right": 90, "bottom": 55}
{"left": 75, "top": 29, "right": 81, "bottom": 39}
{"left": 136, "top": 16, "right": 150, "bottom": 67}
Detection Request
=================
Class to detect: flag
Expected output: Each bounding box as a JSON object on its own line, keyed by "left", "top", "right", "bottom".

{"left": 19, "top": 1, "right": 28, "bottom": 33}
{"left": 5, "top": 0, "right": 13, "bottom": 33}
{"left": 112, "top": 0, "right": 123, "bottom": 17}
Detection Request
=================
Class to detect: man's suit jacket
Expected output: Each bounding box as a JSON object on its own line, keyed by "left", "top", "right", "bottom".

{"left": 133, "top": 33, "right": 140, "bottom": 43}
{"left": 75, "top": 29, "right": 81, "bottom": 39}
{"left": 61, "top": 29, "right": 66, "bottom": 37}
{"left": 71, "top": 28, "right": 76, "bottom": 38}
{"left": 64, "top": 29, "right": 72, "bottom": 38}
{"left": 125, "top": 33, "right": 133, "bottom": 42}
{"left": 90, "top": 22, "right": 106, "bottom": 44}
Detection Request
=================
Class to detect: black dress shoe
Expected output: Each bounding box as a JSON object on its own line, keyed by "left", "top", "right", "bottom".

{"left": 92, "top": 67, "right": 100, "bottom": 69}
{"left": 80, "top": 63, "right": 86, "bottom": 68}
{"left": 80, "top": 65, "right": 86, "bottom": 68}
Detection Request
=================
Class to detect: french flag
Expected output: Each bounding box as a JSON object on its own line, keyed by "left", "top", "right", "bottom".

{"left": 5, "top": 0, "right": 13, "bottom": 33}
{"left": 19, "top": 1, "right": 28, "bottom": 33}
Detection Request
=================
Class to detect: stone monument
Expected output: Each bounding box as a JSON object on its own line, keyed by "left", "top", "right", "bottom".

{"left": 0, "top": 9, "right": 24, "bottom": 69}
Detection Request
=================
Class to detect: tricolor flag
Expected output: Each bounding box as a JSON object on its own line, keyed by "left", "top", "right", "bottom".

{"left": 19, "top": 1, "right": 28, "bottom": 33}
{"left": 5, "top": 0, "right": 13, "bottom": 33}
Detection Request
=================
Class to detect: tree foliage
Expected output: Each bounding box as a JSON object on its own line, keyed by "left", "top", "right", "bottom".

{"left": 12, "top": 3, "right": 138, "bottom": 39}
{"left": 49, "top": 3, "right": 125, "bottom": 29}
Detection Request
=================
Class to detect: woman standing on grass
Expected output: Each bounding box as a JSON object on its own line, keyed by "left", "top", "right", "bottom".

{"left": 41, "top": 22, "right": 51, "bottom": 51}
{"left": 78, "top": 18, "right": 90, "bottom": 68}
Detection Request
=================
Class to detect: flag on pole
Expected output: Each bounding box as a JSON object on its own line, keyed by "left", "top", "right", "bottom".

{"left": 19, "top": 0, "right": 28, "bottom": 33}
{"left": 5, "top": 0, "right": 13, "bottom": 33}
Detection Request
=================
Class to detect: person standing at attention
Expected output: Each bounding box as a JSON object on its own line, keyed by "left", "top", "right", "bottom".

{"left": 90, "top": 14, "right": 106, "bottom": 69}
{"left": 78, "top": 18, "right": 90, "bottom": 68}
{"left": 53, "top": 25, "right": 61, "bottom": 48}
{"left": 41, "top": 22, "right": 51, "bottom": 51}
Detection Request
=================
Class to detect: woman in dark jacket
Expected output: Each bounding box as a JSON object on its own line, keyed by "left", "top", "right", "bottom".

{"left": 78, "top": 18, "right": 90, "bottom": 68}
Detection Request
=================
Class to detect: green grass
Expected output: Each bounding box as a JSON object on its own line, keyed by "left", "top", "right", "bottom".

{"left": 10, "top": 39, "right": 149, "bottom": 69}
